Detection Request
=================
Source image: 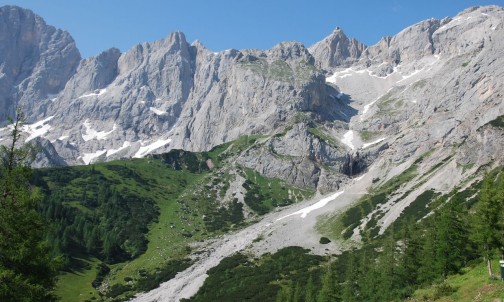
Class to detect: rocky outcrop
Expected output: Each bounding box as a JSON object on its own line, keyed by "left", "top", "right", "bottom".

{"left": 22, "top": 31, "right": 338, "bottom": 169}
{"left": 0, "top": 6, "right": 81, "bottom": 122}
{"left": 308, "top": 28, "right": 366, "bottom": 70}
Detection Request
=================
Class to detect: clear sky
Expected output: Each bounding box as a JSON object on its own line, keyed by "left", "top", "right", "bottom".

{"left": 0, "top": 0, "right": 503, "bottom": 58}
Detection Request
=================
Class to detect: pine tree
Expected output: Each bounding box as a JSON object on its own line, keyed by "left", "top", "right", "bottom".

{"left": 317, "top": 266, "right": 336, "bottom": 302}
{"left": 356, "top": 248, "right": 378, "bottom": 301}
{"left": 397, "top": 220, "right": 422, "bottom": 296}
{"left": 275, "top": 283, "right": 293, "bottom": 302}
{"left": 0, "top": 108, "right": 60, "bottom": 301}
{"left": 435, "top": 194, "right": 468, "bottom": 277}
{"left": 471, "top": 173, "right": 503, "bottom": 277}
{"left": 342, "top": 251, "right": 360, "bottom": 302}
{"left": 399, "top": 220, "right": 422, "bottom": 287}
{"left": 418, "top": 216, "right": 440, "bottom": 284}
{"left": 305, "top": 274, "right": 316, "bottom": 302}
{"left": 376, "top": 234, "right": 398, "bottom": 301}
{"left": 292, "top": 282, "right": 303, "bottom": 302}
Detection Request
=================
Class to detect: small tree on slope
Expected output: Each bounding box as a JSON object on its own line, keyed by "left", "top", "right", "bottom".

{"left": 0, "top": 108, "right": 59, "bottom": 301}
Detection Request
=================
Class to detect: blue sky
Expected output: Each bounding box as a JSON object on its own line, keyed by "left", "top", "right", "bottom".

{"left": 1, "top": 0, "right": 503, "bottom": 58}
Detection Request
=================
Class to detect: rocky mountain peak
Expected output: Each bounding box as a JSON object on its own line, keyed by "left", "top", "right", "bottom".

{"left": 358, "top": 18, "right": 443, "bottom": 68}
{"left": 268, "top": 41, "right": 314, "bottom": 64}
{"left": 0, "top": 5, "right": 81, "bottom": 122}
{"left": 0, "top": 4, "right": 502, "bottom": 203}
{"left": 308, "top": 26, "right": 366, "bottom": 71}
{"left": 153, "top": 31, "right": 189, "bottom": 50}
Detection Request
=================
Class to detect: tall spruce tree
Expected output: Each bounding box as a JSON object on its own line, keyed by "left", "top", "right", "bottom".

{"left": 435, "top": 194, "right": 468, "bottom": 277}
{"left": 471, "top": 173, "right": 504, "bottom": 277}
{"left": 305, "top": 274, "right": 316, "bottom": 302}
{"left": 0, "top": 109, "right": 60, "bottom": 301}
{"left": 317, "top": 266, "right": 337, "bottom": 302}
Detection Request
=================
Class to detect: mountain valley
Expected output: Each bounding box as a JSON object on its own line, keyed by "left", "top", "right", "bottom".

{"left": 0, "top": 4, "right": 504, "bottom": 301}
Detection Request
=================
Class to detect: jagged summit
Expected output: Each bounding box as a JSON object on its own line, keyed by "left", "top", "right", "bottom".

{"left": 308, "top": 26, "right": 366, "bottom": 70}
{"left": 0, "top": 4, "right": 502, "bottom": 196}
{"left": 0, "top": 5, "right": 81, "bottom": 121}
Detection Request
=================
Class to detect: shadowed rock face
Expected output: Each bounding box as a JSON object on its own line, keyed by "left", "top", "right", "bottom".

{"left": 0, "top": 5, "right": 81, "bottom": 121}
{"left": 0, "top": 5, "right": 503, "bottom": 194}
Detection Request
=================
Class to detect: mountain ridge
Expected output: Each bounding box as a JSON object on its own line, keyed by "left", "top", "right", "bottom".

{"left": 1, "top": 5, "right": 502, "bottom": 195}
{"left": 1, "top": 4, "right": 504, "bottom": 301}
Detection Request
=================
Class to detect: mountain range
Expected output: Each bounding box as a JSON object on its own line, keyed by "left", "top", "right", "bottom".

{"left": 0, "top": 5, "right": 502, "bottom": 191}
{"left": 1, "top": 4, "right": 504, "bottom": 301}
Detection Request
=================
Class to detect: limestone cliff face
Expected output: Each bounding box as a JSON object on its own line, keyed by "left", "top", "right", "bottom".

{"left": 319, "top": 5, "right": 504, "bottom": 192}
{"left": 308, "top": 28, "right": 366, "bottom": 70}
{"left": 0, "top": 5, "right": 503, "bottom": 194}
{"left": 22, "top": 31, "right": 337, "bottom": 171}
{"left": 0, "top": 6, "right": 81, "bottom": 122}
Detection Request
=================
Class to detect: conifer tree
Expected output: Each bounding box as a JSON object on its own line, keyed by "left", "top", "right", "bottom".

{"left": 376, "top": 234, "right": 398, "bottom": 301}
{"left": 435, "top": 194, "right": 468, "bottom": 277}
{"left": 471, "top": 173, "right": 503, "bottom": 277}
{"left": 292, "top": 282, "right": 302, "bottom": 302}
{"left": 342, "top": 251, "right": 359, "bottom": 302}
{"left": 275, "top": 284, "right": 293, "bottom": 302}
{"left": 0, "top": 108, "right": 60, "bottom": 301}
{"left": 317, "top": 266, "right": 336, "bottom": 302}
{"left": 418, "top": 215, "right": 440, "bottom": 284}
{"left": 397, "top": 220, "right": 422, "bottom": 294}
{"left": 305, "top": 274, "right": 316, "bottom": 302}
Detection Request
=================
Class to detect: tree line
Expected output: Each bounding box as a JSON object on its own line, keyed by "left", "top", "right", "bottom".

{"left": 274, "top": 169, "right": 504, "bottom": 301}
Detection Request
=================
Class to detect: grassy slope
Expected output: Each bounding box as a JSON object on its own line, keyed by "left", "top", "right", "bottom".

{"left": 51, "top": 135, "right": 315, "bottom": 301}
{"left": 56, "top": 258, "right": 101, "bottom": 302}
{"left": 408, "top": 260, "right": 504, "bottom": 301}
{"left": 53, "top": 157, "right": 209, "bottom": 301}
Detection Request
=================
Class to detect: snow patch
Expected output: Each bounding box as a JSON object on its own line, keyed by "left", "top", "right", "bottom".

{"left": 107, "top": 141, "right": 132, "bottom": 157}
{"left": 134, "top": 139, "right": 172, "bottom": 158}
{"left": 82, "top": 120, "right": 116, "bottom": 141}
{"left": 78, "top": 89, "right": 107, "bottom": 99}
{"left": 361, "top": 99, "right": 379, "bottom": 118}
{"left": 397, "top": 68, "right": 423, "bottom": 84}
{"left": 326, "top": 67, "right": 354, "bottom": 83}
{"left": 149, "top": 107, "right": 167, "bottom": 115}
{"left": 360, "top": 87, "right": 394, "bottom": 121}
{"left": 353, "top": 174, "right": 366, "bottom": 182}
{"left": 23, "top": 116, "right": 55, "bottom": 142}
{"left": 340, "top": 130, "right": 355, "bottom": 150}
{"left": 57, "top": 135, "right": 69, "bottom": 141}
{"left": 362, "top": 137, "right": 386, "bottom": 149}
{"left": 276, "top": 191, "right": 345, "bottom": 220}
{"left": 81, "top": 149, "right": 107, "bottom": 165}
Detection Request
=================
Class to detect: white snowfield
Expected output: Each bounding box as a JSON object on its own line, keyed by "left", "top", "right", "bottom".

{"left": 82, "top": 119, "right": 116, "bottom": 141}
{"left": 81, "top": 149, "right": 107, "bottom": 165}
{"left": 362, "top": 137, "right": 386, "bottom": 149}
{"left": 276, "top": 190, "right": 344, "bottom": 220}
{"left": 78, "top": 88, "right": 107, "bottom": 99}
{"left": 23, "top": 116, "right": 54, "bottom": 142}
{"left": 107, "top": 141, "right": 132, "bottom": 157}
{"left": 149, "top": 107, "right": 167, "bottom": 115}
{"left": 340, "top": 130, "right": 355, "bottom": 150}
{"left": 133, "top": 139, "right": 172, "bottom": 158}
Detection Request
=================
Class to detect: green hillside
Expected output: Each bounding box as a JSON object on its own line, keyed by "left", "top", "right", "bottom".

{"left": 407, "top": 260, "right": 504, "bottom": 301}
{"left": 32, "top": 137, "right": 313, "bottom": 301}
